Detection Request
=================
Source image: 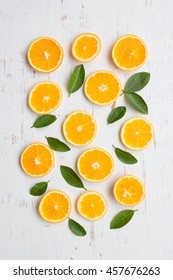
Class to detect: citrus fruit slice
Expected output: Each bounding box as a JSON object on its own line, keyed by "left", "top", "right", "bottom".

{"left": 28, "top": 82, "right": 62, "bottom": 114}
{"left": 84, "top": 71, "right": 122, "bottom": 105}
{"left": 72, "top": 33, "right": 101, "bottom": 62}
{"left": 27, "top": 37, "right": 64, "bottom": 72}
{"left": 121, "top": 117, "right": 154, "bottom": 150}
{"left": 77, "top": 148, "right": 114, "bottom": 182}
{"left": 77, "top": 191, "right": 107, "bottom": 220}
{"left": 20, "top": 143, "right": 54, "bottom": 177}
{"left": 38, "top": 190, "right": 71, "bottom": 223}
{"left": 112, "top": 34, "right": 148, "bottom": 71}
{"left": 63, "top": 111, "right": 97, "bottom": 146}
{"left": 113, "top": 175, "right": 145, "bottom": 206}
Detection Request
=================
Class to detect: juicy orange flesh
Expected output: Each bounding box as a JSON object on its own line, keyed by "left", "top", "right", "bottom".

{"left": 30, "top": 83, "right": 61, "bottom": 112}
{"left": 29, "top": 39, "right": 62, "bottom": 71}
{"left": 115, "top": 177, "right": 144, "bottom": 205}
{"left": 123, "top": 119, "right": 153, "bottom": 148}
{"left": 85, "top": 72, "right": 120, "bottom": 104}
{"left": 78, "top": 194, "right": 105, "bottom": 219}
{"left": 79, "top": 150, "right": 113, "bottom": 180}
{"left": 21, "top": 145, "right": 53, "bottom": 176}
{"left": 113, "top": 37, "right": 146, "bottom": 69}
{"left": 41, "top": 193, "right": 70, "bottom": 221}
{"left": 74, "top": 36, "right": 98, "bottom": 59}
{"left": 64, "top": 113, "right": 96, "bottom": 145}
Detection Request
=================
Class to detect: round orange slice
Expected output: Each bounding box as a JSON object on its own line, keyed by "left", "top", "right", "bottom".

{"left": 38, "top": 190, "right": 71, "bottom": 223}
{"left": 28, "top": 81, "right": 62, "bottom": 114}
{"left": 72, "top": 33, "right": 101, "bottom": 62}
{"left": 20, "top": 143, "right": 54, "bottom": 177}
{"left": 84, "top": 71, "right": 122, "bottom": 105}
{"left": 77, "top": 148, "right": 114, "bottom": 182}
{"left": 63, "top": 111, "right": 97, "bottom": 146}
{"left": 113, "top": 175, "right": 145, "bottom": 206}
{"left": 121, "top": 117, "right": 154, "bottom": 150}
{"left": 112, "top": 34, "right": 148, "bottom": 71}
{"left": 27, "top": 37, "right": 64, "bottom": 72}
{"left": 77, "top": 191, "right": 108, "bottom": 220}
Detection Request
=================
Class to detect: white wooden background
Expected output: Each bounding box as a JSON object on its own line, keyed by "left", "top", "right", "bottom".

{"left": 0, "top": 0, "right": 173, "bottom": 260}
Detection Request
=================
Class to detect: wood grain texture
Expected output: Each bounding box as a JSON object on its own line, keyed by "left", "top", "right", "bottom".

{"left": 0, "top": 0, "right": 173, "bottom": 260}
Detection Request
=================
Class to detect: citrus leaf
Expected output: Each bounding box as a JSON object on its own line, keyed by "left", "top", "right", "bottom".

{"left": 31, "top": 114, "right": 57, "bottom": 128}
{"left": 113, "top": 146, "right": 137, "bottom": 164}
{"left": 60, "top": 165, "right": 86, "bottom": 189}
{"left": 125, "top": 92, "right": 148, "bottom": 114}
{"left": 68, "top": 218, "right": 87, "bottom": 236}
{"left": 30, "top": 181, "right": 50, "bottom": 196}
{"left": 46, "top": 137, "right": 70, "bottom": 152}
{"left": 69, "top": 64, "right": 85, "bottom": 94}
{"left": 110, "top": 210, "right": 137, "bottom": 229}
{"left": 107, "top": 106, "right": 126, "bottom": 124}
{"left": 124, "top": 72, "right": 150, "bottom": 92}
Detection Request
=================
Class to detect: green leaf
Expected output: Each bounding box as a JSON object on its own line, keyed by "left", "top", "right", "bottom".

{"left": 46, "top": 137, "right": 70, "bottom": 152}
{"left": 113, "top": 146, "right": 137, "bottom": 164}
{"left": 60, "top": 165, "right": 86, "bottom": 190}
{"left": 107, "top": 106, "right": 126, "bottom": 124}
{"left": 125, "top": 92, "right": 148, "bottom": 114}
{"left": 31, "top": 114, "right": 57, "bottom": 128}
{"left": 124, "top": 72, "right": 150, "bottom": 92}
{"left": 110, "top": 210, "right": 137, "bottom": 229}
{"left": 30, "top": 181, "right": 50, "bottom": 196}
{"left": 69, "top": 64, "right": 85, "bottom": 94}
{"left": 68, "top": 218, "right": 87, "bottom": 236}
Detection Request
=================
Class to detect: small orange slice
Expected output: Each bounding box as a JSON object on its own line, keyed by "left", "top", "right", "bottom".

{"left": 63, "top": 111, "right": 97, "bottom": 146}
{"left": 121, "top": 117, "right": 154, "bottom": 150}
{"left": 38, "top": 190, "right": 71, "bottom": 223}
{"left": 27, "top": 37, "right": 64, "bottom": 72}
{"left": 84, "top": 71, "right": 122, "bottom": 105}
{"left": 28, "top": 82, "right": 62, "bottom": 114}
{"left": 112, "top": 34, "right": 148, "bottom": 71}
{"left": 77, "top": 191, "right": 107, "bottom": 220}
{"left": 77, "top": 148, "right": 114, "bottom": 182}
{"left": 72, "top": 33, "right": 101, "bottom": 62}
{"left": 20, "top": 143, "right": 54, "bottom": 177}
{"left": 113, "top": 175, "right": 145, "bottom": 206}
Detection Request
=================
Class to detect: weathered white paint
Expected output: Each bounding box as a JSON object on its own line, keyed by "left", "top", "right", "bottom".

{"left": 0, "top": 0, "right": 173, "bottom": 260}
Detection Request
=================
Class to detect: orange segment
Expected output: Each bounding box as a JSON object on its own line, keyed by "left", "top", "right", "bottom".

{"left": 121, "top": 117, "right": 154, "bottom": 150}
{"left": 77, "top": 191, "right": 107, "bottom": 220}
{"left": 77, "top": 148, "right": 114, "bottom": 182}
{"left": 113, "top": 175, "right": 145, "bottom": 206}
{"left": 38, "top": 190, "right": 71, "bottom": 223}
{"left": 28, "top": 82, "right": 62, "bottom": 114}
{"left": 112, "top": 34, "right": 148, "bottom": 71}
{"left": 63, "top": 111, "right": 97, "bottom": 146}
{"left": 20, "top": 143, "right": 54, "bottom": 177}
{"left": 84, "top": 71, "right": 122, "bottom": 105}
{"left": 27, "top": 37, "right": 64, "bottom": 72}
{"left": 72, "top": 33, "right": 101, "bottom": 62}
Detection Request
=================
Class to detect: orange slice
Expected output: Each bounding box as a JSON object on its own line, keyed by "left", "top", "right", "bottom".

{"left": 77, "top": 148, "right": 114, "bottom": 182}
{"left": 84, "top": 71, "right": 122, "bottom": 105}
{"left": 77, "top": 191, "right": 107, "bottom": 220}
{"left": 38, "top": 190, "right": 71, "bottom": 223}
{"left": 72, "top": 33, "right": 101, "bottom": 62}
{"left": 28, "top": 82, "right": 62, "bottom": 114}
{"left": 20, "top": 143, "right": 54, "bottom": 177}
{"left": 63, "top": 111, "right": 97, "bottom": 146}
{"left": 112, "top": 34, "right": 148, "bottom": 71}
{"left": 27, "top": 37, "right": 64, "bottom": 72}
{"left": 113, "top": 175, "right": 145, "bottom": 206}
{"left": 121, "top": 117, "right": 154, "bottom": 150}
